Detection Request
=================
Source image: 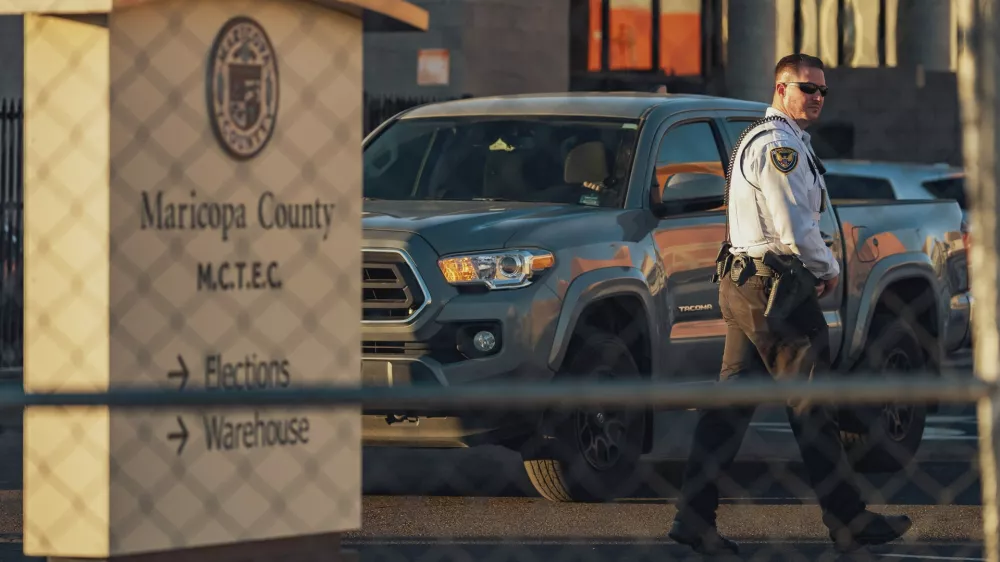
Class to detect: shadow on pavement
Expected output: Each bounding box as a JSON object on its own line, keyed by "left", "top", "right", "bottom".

{"left": 362, "top": 445, "right": 982, "bottom": 507}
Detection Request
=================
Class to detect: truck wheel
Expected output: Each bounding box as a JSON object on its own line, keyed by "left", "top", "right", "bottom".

{"left": 521, "top": 330, "right": 645, "bottom": 502}
{"left": 840, "top": 313, "right": 927, "bottom": 473}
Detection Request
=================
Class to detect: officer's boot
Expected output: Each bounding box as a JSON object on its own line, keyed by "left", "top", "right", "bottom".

{"left": 668, "top": 519, "right": 740, "bottom": 556}
{"left": 823, "top": 510, "right": 912, "bottom": 553}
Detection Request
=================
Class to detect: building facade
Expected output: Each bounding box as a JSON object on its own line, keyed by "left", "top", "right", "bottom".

{"left": 364, "top": 0, "right": 959, "bottom": 96}
{"left": 0, "top": 0, "right": 964, "bottom": 164}
{"left": 363, "top": 0, "right": 963, "bottom": 164}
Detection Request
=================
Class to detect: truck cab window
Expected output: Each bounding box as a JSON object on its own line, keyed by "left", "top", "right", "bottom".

{"left": 653, "top": 121, "right": 726, "bottom": 211}
{"left": 723, "top": 119, "right": 755, "bottom": 146}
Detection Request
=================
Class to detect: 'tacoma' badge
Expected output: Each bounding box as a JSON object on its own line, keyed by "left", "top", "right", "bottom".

{"left": 207, "top": 16, "right": 279, "bottom": 160}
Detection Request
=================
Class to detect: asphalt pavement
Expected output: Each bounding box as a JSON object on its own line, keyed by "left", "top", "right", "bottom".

{"left": 348, "top": 453, "right": 983, "bottom": 560}
{"left": 0, "top": 350, "right": 989, "bottom": 561}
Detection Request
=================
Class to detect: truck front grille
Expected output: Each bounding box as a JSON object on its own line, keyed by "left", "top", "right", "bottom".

{"left": 362, "top": 250, "right": 427, "bottom": 322}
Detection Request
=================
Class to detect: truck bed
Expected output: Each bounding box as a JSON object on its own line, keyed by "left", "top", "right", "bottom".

{"left": 830, "top": 198, "right": 969, "bottom": 363}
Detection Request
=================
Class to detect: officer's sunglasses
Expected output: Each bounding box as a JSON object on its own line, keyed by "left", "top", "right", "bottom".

{"left": 784, "top": 81, "right": 828, "bottom": 97}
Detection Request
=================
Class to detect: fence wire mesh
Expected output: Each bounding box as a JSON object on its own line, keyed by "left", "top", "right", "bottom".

{"left": 0, "top": 375, "right": 992, "bottom": 562}
{"left": 0, "top": 1, "right": 993, "bottom": 562}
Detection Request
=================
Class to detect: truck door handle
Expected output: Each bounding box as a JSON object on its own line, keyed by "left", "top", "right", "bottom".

{"left": 821, "top": 232, "right": 835, "bottom": 247}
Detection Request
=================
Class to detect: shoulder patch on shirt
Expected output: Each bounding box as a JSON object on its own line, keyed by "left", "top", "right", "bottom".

{"left": 769, "top": 146, "right": 798, "bottom": 174}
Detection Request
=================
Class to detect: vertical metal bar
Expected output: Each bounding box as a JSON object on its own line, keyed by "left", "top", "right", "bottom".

{"left": 877, "top": 0, "right": 887, "bottom": 66}
{"left": 651, "top": 0, "right": 661, "bottom": 73}
{"left": 0, "top": 99, "right": 10, "bottom": 369}
{"left": 956, "top": 1, "right": 1000, "bottom": 560}
{"left": 569, "top": 0, "right": 590, "bottom": 77}
{"left": 601, "top": 0, "right": 610, "bottom": 71}
{"left": 836, "top": 0, "right": 845, "bottom": 66}
{"left": 712, "top": 0, "right": 724, "bottom": 73}
{"left": 14, "top": 98, "right": 22, "bottom": 370}
{"left": 0, "top": 99, "right": 7, "bottom": 369}
{"left": 793, "top": 0, "right": 802, "bottom": 54}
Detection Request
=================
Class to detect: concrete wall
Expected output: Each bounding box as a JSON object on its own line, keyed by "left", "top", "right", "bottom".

{"left": 0, "top": 4, "right": 963, "bottom": 166}
{"left": 810, "top": 66, "right": 962, "bottom": 165}
{"left": 895, "top": 0, "right": 956, "bottom": 72}
{"left": 720, "top": 0, "right": 961, "bottom": 165}
{"left": 460, "top": 0, "right": 569, "bottom": 96}
{"left": 362, "top": 0, "right": 569, "bottom": 97}
{"left": 363, "top": 0, "right": 469, "bottom": 97}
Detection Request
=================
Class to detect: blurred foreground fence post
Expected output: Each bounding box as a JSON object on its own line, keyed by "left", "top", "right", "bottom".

{"left": 0, "top": 0, "right": 428, "bottom": 560}
{"left": 957, "top": 1, "right": 1000, "bottom": 560}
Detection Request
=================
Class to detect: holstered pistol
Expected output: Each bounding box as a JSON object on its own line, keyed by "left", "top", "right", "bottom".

{"left": 711, "top": 242, "right": 733, "bottom": 284}
{"left": 761, "top": 252, "right": 815, "bottom": 319}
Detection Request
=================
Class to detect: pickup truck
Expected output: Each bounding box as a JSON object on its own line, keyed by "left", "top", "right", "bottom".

{"left": 820, "top": 159, "right": 973, "bottom": 352}
{"left": 359, "top": 92, "right": 971, "bottom": 503}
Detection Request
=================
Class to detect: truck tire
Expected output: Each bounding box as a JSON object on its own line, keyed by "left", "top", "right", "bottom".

{"left": 521, "top": 330, "right": 645, "bottom": 502}
{"left": 840, "top": 313, "right": 927, "bottom": 473}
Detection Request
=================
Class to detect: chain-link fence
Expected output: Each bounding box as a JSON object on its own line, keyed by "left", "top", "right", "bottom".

{"left": 0, "top": 373, "right": 993, "bottom": 561}
{"left": 0, "top": 1, "right": 996, "bottom": 561}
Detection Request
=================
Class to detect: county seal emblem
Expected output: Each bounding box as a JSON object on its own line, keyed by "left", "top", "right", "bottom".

{"left": 769, "top": 146, "right": 798, "bottom": 174}
{"left": 207, "top": 16, "right": 279, "bottom": 160}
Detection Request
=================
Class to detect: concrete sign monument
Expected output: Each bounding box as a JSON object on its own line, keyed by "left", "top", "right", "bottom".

{"left": 0, "top": 0, "right": 428, "bottom": 560}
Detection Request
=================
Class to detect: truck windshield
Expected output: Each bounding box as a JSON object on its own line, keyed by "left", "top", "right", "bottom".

{"left": 363, "top": 116, "right": 640, "bottom": 208}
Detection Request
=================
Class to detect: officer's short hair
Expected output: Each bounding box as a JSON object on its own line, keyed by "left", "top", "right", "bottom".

{"left": 774, "top": 53, "right": 824, "bottom": 80}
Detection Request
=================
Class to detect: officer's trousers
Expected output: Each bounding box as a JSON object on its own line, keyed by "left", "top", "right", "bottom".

{"left": 674, "top": 272, "right": 867, "bottom": 531}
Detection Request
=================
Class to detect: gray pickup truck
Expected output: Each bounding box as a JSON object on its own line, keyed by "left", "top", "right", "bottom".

{"left": 359, "top": 92, "right": 971, "bottom": 502}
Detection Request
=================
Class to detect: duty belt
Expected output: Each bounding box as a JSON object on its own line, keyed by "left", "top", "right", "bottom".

{"left": 728, "top": 254, "right": 777, "bottom": 285}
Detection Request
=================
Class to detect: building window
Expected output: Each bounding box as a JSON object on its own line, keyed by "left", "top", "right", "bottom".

{"left": 793, "top": 0, "right": 889, "bottom": 68}
{"left": 611, "top": 0, "right": 654, "bottom": 70}
{"left": 586, "top": 0, "right": 604, "bottom": 71}
{"left": 658, "top": 0, "right": 703, "bottom": 76}
{"left": 584, "top": 0, "right": 703, "bottom": 76}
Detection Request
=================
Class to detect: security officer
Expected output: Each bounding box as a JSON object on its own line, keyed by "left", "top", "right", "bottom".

{"left": 666, "top": 54, "right": 913, "bottom": 555}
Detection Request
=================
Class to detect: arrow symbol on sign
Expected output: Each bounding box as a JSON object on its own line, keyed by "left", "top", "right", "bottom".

{"left": 167, "top": 355, "right": 189, "bottom": 390}
{"left": 168, "top": 416, "right": 188, "bottom": 456}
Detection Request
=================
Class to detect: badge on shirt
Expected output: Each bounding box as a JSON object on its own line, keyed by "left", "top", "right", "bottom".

{"left": 770, "top": 146, "right": 798, "bottom": 174}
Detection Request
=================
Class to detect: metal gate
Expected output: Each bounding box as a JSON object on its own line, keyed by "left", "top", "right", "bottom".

{"left": 0, "top": 98, "right": 22, "bottom": 379}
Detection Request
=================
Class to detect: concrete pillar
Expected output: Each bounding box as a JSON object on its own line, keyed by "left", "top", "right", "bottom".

{"left": 725, "top": 0, "right": 795, "bottom": 102}
{"left": 1, "top": 0, "right": 428, "bottom": 560}
{"left": 956, "top": 1, "right": 1000, "bottom": 559}
{"left": 841, "top": 0, "right": 883, "bottom": 67}
{"left": 896, "top": 0, "right": 954, "bottom": 71}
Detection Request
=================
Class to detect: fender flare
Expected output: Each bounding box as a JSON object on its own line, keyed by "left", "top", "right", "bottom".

{"left": 843, "top": 252, "right": 945, "bottom": 371}
{"left": 546, "top": 267, "right": 660, "bottom": 373}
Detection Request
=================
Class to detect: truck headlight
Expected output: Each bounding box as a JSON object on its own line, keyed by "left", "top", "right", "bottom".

{"left": 437, "top": 249, "right": 555, "bottom": 289}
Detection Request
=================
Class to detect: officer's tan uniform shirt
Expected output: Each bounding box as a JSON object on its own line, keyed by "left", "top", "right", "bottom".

{"left": 728, "top": 107, "right": 840, "bottom": 281}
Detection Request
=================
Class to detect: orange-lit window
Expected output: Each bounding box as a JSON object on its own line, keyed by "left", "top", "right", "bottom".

{"left": 660, "top": 0, "right": 701, "bottom": 76}
{"left": 588, "top": 0, "right": 602, "bottom": 71}
{"left": 586, "top": 0, "right": 702, "bottom": 76}
{"left": 610, "top": 0, "right": 653, "bottom": 70}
